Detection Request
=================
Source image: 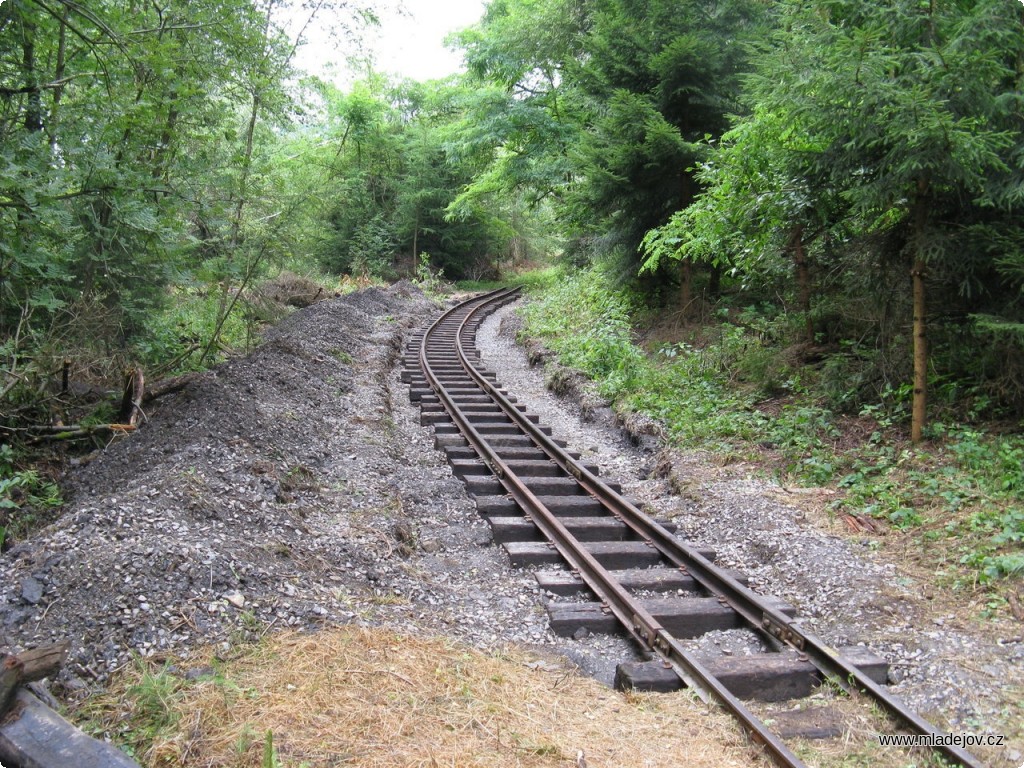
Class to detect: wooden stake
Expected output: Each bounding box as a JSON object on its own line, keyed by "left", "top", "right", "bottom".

{"left": 119, "top": 367, "right": 145, "bottom": 426}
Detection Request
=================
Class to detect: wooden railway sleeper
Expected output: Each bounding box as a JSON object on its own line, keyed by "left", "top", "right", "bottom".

{"left": 436, "top": 291, "right": 983, "bottom": 768}
{"left": 418, "top": 288, "right": 809, "bottom": 768}
{"left": 414, "top": 288, "right": 983, "bottom": 768}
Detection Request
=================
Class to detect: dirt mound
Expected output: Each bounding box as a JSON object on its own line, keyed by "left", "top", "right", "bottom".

{"left": 253, "top": 271, "right": 328, "bottom": 308}
{"left": 0, "top": 284, "right": 438, "bottom": 696}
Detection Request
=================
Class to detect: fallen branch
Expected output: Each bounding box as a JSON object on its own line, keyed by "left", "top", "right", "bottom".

{"left": 27, "top": 423, "right": 137, "bottom": 443}
{"left": 841, "top": 513, "right": 882, "bottom": 534}
{"left": 151, "top": 344, "right": 200, "bottom": 379}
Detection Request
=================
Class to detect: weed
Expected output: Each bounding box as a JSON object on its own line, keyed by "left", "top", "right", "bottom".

{"left": 413, "top": 252, "right": 447, "bottom": 299}
{"left": 106, "top": 657, "right": 186, "bottom": 758}
{"left": 263, "top": 729, "right": 280, "bottom": 768}
{"left": 235, "top": 723, "right": 259, "bottom": 755}
{"left": 328, "top": 347, "right": 354, "bottom": 364}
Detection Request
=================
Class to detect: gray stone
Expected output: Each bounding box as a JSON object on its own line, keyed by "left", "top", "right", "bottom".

{"left": 184, "top": 666, "right": 216, "bottom": 681}
{"left": 21, "top": 576, "right": 44, "bottom": 605}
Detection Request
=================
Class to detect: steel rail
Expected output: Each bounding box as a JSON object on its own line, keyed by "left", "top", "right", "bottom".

{"left": 419, "top": 289, "right": 807, "bottom": 768}
{"left": 421, "top": 288, "right": 984, "bottom": 768}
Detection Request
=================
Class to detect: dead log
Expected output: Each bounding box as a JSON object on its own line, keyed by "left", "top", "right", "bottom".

{"left": 1, "top": 642, "right": 69, "bottom": 716}
{"left": 0, "top": 689, "right": 141, "bottom": 768}
{"left": 16, "top": 643, "right": 70, "bottom": 685}
{"left": 142, "top": 371, "right": 201, "bottom": 403}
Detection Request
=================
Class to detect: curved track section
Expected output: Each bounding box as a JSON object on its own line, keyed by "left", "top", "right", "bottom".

{"left": 403, "top": 288, "right": 983, "bottom": 768}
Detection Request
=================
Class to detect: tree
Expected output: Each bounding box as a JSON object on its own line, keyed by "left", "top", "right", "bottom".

{"left": 451, "top": 0, "right": 768, "bottom": 299}
{"left": 645, "top": 0, "right": 1024, "bottom": 435}
{"left": 568, "top": 0, "right": 768, "bottom": 298}
{"left": 311, "top": 73, "right": 519, "bottom": 282}
{"left": 642, "top": 106, "right": 840, "bottom": 341}
{"left": 449, "top": 0, "right": 585, "bottom": 213}
{"left": 0, "top": 0, "right": 345, "bottom": 413}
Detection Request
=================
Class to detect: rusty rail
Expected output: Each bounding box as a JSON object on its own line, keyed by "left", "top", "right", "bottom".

{"left": 416, "top": 288, "right": 984, "bottom": 768}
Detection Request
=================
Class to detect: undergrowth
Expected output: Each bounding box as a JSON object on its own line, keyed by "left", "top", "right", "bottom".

{"left": 521, "top": 266, "right": 1024, "bottom": 604}
{"left": 0, "top": 443, "right": 63, "bottom": 551}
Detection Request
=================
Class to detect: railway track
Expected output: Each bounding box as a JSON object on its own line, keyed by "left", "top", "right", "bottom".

{"left": 402, "top": 287, "right": 984, "bottom": 768}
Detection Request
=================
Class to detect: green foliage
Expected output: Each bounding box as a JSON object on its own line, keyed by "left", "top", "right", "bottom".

{"left": 523, "top": 269, "right": 1024, "bottom": 587}
{"left": 644, "top": 0, "right": 1024, "bottom": 419}
{"left": 0, "top": 0, "right": 343, "bottom": 418}
{"left": 567, "top": 0, "right": 769, "bottom": 270}
{"left": 312, "top": 76, "right": 524, "bottom": 283}
{"left": 0, "top": 444, "right": 62, "bottom": 547}
{"left": 523, "top": 267, "right": 645, "bottom": 397}
{"left": 513, "top": 266, "right": 561, "bottom": 292}
{"left": 134, "top": 288, "right": 250, "bottom": 374}
{"left": 522, "top": 267, "right": 762, "bottom": 447}
{"left": 452, "top": 0, "right": 769, "bottom": 278}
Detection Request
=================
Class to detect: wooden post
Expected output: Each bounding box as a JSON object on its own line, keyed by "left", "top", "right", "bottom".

{"left": 0, "top": 655, "right": 24, "bottom": 715}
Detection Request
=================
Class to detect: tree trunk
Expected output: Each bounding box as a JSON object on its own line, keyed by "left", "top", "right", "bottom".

{"left": 229, "top": 92, "right": 261, "bottom": 250}
{"left": 707, "top": 264, "right": 722, "bottom": 297}
{"left": 21, "top": 13, "right": 41, "bottom": 133}
{"left": 911, "top": 178, "right": 930, "bottom": 443}
{"left": 47, "top": 6, "right": 69, "bottom": 152}
{"left": 911, "top": 256, "right": 927, "bottom": 443}
{"left": 411, "top": 207, "right": 419, "bottom": 275}
{"left": 679, "top": 258, "right": 693, "bottom": 317}
{"left": 678, "top": 170, "right": 698, "bottom": 317}
{"left": 789, "top": 224, "right": 814, "bottom": 342}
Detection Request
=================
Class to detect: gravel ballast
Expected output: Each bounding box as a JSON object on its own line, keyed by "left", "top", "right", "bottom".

{"left": 1, "top": 286, "right": 1020, "bottom": 767}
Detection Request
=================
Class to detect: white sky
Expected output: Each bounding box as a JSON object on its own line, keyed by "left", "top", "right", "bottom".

{"left": 289, "top": 0, "right": 487, "bottom": 84}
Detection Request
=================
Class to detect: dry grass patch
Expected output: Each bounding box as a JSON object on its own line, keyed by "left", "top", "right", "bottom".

{"left": 88, "top": 627, "right": 772, "bottom": 768}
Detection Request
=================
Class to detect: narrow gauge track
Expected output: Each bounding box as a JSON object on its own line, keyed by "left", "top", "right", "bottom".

{"left": 403, "top": 287, "right": 983, "bottom": 768}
